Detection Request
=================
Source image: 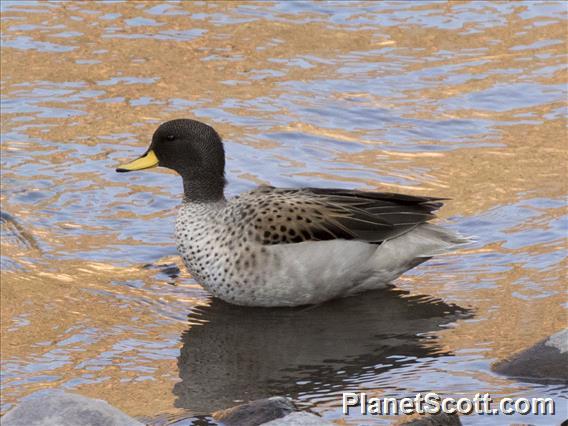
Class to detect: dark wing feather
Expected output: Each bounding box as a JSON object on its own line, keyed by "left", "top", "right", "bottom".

{"left": 238, "top": 186, "right": 446, "bottom": 245}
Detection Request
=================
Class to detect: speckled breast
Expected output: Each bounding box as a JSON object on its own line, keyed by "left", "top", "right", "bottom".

{"left": 175, "top": 201, "right": 270, "bottom": 304}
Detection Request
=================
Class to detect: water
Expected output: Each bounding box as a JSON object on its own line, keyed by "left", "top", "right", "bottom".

{"left": 1, "top": 1, "right": 566, "bottom": 424}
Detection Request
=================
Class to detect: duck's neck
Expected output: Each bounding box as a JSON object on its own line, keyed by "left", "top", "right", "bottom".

{"left": 182, "top": 175, "right": 226, "bottom": 203}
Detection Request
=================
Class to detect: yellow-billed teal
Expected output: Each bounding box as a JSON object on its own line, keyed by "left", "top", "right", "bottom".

{"left": 117, "top": 119, "right": 468, "bottom": 307}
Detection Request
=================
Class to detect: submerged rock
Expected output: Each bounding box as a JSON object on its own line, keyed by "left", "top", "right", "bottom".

{"left": 212, "top": 397, "right": 295, "bottom": 426}
{"left": 0, "top": 210, "right": 40, "bottom": 251}
{"left": 493, "top": 328, "right": 568, "bottom": 383}
{"left": 1, "top": 390, "right": 143, "bottom": 426}
{"left": 262, "top": 411, "right": 335, "bottom": 425}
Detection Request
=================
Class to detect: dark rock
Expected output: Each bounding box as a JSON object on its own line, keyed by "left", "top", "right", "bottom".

{"left": 493, "top": 329, "right": 568, "bottom": 383}
{"left": 212, "top": 397, "right": 295, "bottom": 426}
{"left": 400, "top": 412, "right": 462, "bottom": 425}
{"left": 142, "top": 262, "right": 180, "bottom": 279}
{"left": 1, "top": 390, "right": 143, "bottom": 426}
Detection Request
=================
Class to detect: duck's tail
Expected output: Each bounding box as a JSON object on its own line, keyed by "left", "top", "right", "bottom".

{"left": 403, "top": 223, "right": 472, "bottom": 256}
{"left": 350, "top": 224, "right": 471, "bottom": 294}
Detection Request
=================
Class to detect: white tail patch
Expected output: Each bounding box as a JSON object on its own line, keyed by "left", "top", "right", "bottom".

{"left": 402, "top": 223, "right": 472, "bottom": 257}
{"left": 357, "top": 224, "right": 471, "bottom": 290}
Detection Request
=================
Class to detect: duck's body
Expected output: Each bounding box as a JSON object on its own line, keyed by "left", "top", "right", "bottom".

{"left": 175, "top": 186, "right": 466, "bottom": 307}
{"left": 118, "top": 119, "right": 468, "bottom": 307}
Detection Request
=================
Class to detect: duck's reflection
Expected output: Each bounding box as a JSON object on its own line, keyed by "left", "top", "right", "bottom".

{"left": 173, "top": 288, "right": 471, "bottom": 413}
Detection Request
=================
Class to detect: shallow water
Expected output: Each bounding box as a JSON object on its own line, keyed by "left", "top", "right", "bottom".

{"left": 1, "top": 1, "right": 566, "bottom": 425}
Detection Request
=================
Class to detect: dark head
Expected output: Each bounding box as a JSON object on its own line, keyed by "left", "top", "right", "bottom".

{"left": 117, "top": 119, "right": 226, "bottom": 202}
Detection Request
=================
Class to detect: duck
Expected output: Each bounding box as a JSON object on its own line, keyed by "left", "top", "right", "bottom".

{"left": 117, "top": 119, "right": 468, "bottom": 307}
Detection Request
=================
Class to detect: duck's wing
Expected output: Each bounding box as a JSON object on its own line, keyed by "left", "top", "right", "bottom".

{"left": 236, "top": 186, "right": 446, "bottom": 245}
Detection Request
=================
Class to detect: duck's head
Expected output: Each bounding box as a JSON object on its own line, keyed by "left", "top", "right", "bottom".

{"left": 117, "top": 119, "right": 226, "bottom": 201}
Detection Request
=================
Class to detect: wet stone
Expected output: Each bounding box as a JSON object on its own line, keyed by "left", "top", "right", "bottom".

{"left": 492, "top": 328, "right": 568, "bottom": 383}
{"left": 212, "top": 396, "right": 296, "bottom": 426}
{"left": 1, "top": 390, "right": 143, "bottom": 426}
{"left": 399, "top": 412, "right": 462, "bottom": 426}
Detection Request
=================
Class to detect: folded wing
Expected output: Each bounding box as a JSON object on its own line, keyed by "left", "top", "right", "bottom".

{"left": 237, "top": 186, "right": 446, "bottom": 245}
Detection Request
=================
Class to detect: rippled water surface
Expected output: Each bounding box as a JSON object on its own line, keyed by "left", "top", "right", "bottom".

{"left": 1, "top": 1, "right": 566, "bottom": 425}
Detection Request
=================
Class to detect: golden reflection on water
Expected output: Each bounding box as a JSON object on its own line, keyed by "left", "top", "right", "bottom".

{"left": 1, "top": 1, "right": 566, "bottom": 423}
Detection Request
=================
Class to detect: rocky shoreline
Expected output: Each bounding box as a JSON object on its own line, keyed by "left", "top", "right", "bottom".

{"left": 1, "top": 392, "right": 461, "bottom": 426}
{"left": 3, "top": 329, "right": 565, "bottom": 425}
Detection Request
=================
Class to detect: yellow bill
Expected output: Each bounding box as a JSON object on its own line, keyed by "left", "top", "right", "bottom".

{"left": 116, "top": 150, "right": 159, "bottom": 172}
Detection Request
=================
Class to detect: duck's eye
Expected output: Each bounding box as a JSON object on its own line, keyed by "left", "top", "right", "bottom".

{"left": 166, "top": 134, "right": 175, "bottom": 141}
